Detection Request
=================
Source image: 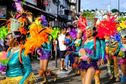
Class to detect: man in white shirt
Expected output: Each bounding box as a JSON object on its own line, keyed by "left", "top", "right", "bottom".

{"left": 58, "top": 28, "right": 67, "bottom": 70}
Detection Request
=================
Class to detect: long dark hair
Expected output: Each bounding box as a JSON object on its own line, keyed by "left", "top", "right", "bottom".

{"left": 7, "top": 31, "right": 26, "bottom": 47}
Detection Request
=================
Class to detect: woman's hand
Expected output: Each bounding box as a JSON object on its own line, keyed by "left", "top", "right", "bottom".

{"left": 100, "top": 59, "right": 104, "bottom": 65}
{"left": 79, "top": 57, "right": 83, "bottom": 63}
{"left": 87, "top": 57, "right": 91, "bottom": 64}
{"left": 37, "top": 50, "right": 42, "bottom": 56}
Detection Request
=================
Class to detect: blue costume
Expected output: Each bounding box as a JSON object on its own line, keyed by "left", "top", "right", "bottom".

{"left": 0, "top": 49, "right": 35, "bottom": 84}
{"left": 79, "top": 39, "right": 100, "bottom": 70}
{"left": 99, "top": 39, "right": 105, "bottom": 60}
{"left": 37, "top": 42, "right": 51, "bottom": 60}
{"left": 64, "top": 38, "right": 74, "bottom": 51}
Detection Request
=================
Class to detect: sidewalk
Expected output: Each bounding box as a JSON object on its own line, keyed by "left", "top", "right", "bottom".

{"left": 32, "top": 59, "right": 60, "bottom": 73}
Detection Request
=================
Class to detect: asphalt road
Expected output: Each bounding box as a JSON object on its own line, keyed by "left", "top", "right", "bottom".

{"left": 32, "top": 60, "right": 121, "bottom": 84}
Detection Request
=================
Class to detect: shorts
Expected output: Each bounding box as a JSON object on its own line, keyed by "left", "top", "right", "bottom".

{"left": 39, "top": 50, "right": 51, "bottom": 60}
{"left": 79, "top": 60, "right": 98, "bottom": 70}
{"left": 60, "top": 51, "right": 66, "bottom": 59}
{"left": 119, "top": 58, "right": 126, "bottom": 64}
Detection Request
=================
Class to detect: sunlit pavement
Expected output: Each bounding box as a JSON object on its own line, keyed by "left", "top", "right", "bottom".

{"left": 32, "top": 60, "right": 121, "bottom": 84}
{"left": 0, "top": 60, "right": 121, "bottom": 84}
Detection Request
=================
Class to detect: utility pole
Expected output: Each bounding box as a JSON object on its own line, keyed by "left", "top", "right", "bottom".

{"left": 118, "top": 0, "right": 120, "bottom": 12}
{"left": 55, "top": 0, "right": 60, "bottom": 68}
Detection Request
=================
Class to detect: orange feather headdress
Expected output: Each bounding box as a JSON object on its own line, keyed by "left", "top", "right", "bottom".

{"left": 24, "top": 18, "right": 51, "bottom": 55}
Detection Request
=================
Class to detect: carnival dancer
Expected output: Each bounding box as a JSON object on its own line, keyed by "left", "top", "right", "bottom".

{"left": 118, "top": 35, "right": 126, "bottom": 83}
{"left": 96, "top": 13, "right": 119, "bottom": 82}
{"left": 105, "top": 36, "right": 120, "bottom": 81}
{"left": 37, "top": 40, "right": 52, "bottom": 83}
{"left": 0, "top": 31, "right": 36, "bottom": 84}
{"left": 79, "top": 22, "right": 100, "bottom": 84}
{"left": 23, "top": 15, "right": 52, "bottom": 84}
{"left": 117, "top": 17, "right": 126, "bottom": 83}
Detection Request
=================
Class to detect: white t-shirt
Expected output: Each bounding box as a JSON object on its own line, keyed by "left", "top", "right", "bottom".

{"left": 58, "top": 34, "right": 66, "bottom": 51}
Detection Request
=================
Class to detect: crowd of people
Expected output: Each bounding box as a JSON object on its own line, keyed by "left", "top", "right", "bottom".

{"left": 0, "top": 3, "right": 126, "bottom": 84}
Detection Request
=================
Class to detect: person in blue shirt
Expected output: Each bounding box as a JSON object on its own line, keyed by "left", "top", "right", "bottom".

{"left": 64, "top": 32, "right": 73, "bottom": 70}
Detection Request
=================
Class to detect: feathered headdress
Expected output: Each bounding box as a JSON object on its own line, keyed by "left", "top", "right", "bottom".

{"left": 69, "top": 28, "right": 77, "bottom": 39}
{"left": 0, "top": 26, "right": 8, "bottom": 39}
{"left": 24, "top": 18, "right": 51, "bottom": 55}
{"left": 110, "top": 33, "right": 121, "bottom": 42}
{"left": 40, "top": 15, "right": 48, "bottom": 27}
{"left": 117, "top": 20, "right": 126, "bottom": 31}
{"left": 117, "top": 17, "right": 126, "bottom": 37}
{"left": 97, "top": 14, "right": 117, "bottom": 39}
{"left": 78, "top": 11, "right": 95, "bottom": 32}
{"left": 77, "top": 16, "right": 87, "bottom": 31}
{"left": 14, "top": 0, "right": 24, "bottom": 12}
{"left": 10, "top": 18, "right": 22, "bottom": 32}
{"left": 51, "top": 27, "right": 60, "bottom": 40}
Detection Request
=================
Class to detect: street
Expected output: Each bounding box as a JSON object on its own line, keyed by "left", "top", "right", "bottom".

{"left": 32, "top": 60, "right": 121, "bottom": 84}
{"left": 0, "top": 0, "right": 126, "bottom": 84}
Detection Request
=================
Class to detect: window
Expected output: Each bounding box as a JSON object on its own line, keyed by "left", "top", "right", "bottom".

{"left": 69, "top": 0, "right": 76, "bottom": 3}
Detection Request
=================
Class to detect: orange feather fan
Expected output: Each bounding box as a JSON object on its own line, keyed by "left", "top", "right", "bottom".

{"left": 24, "top": 22, "right": 51, "bottom": 55}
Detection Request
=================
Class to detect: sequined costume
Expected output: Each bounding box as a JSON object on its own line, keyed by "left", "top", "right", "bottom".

{"left": 37, "top": 42, "right": 51, "bottom": 60}
{"left": 79, "top": 39, "right": 100, "bottom": 70}
{"left": 105, "top": 39, "right": 120, "bottom": 79}
{"left": 118, "top": 44, "right": 126, "bottom": 83}
{"left": 0, "top": 49, "right": 35, "bottom": 84}
{"left": 118, "top": 44, "right": 126, "bottom": 63}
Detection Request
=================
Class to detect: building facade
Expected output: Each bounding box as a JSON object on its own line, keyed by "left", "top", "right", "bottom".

{"left": 0, "top": 0, "right": 81, "bottom": 27}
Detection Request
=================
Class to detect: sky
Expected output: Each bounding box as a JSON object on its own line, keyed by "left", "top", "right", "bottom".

{"left": 81, "top": 0, "right": 126, "bottom": 12}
